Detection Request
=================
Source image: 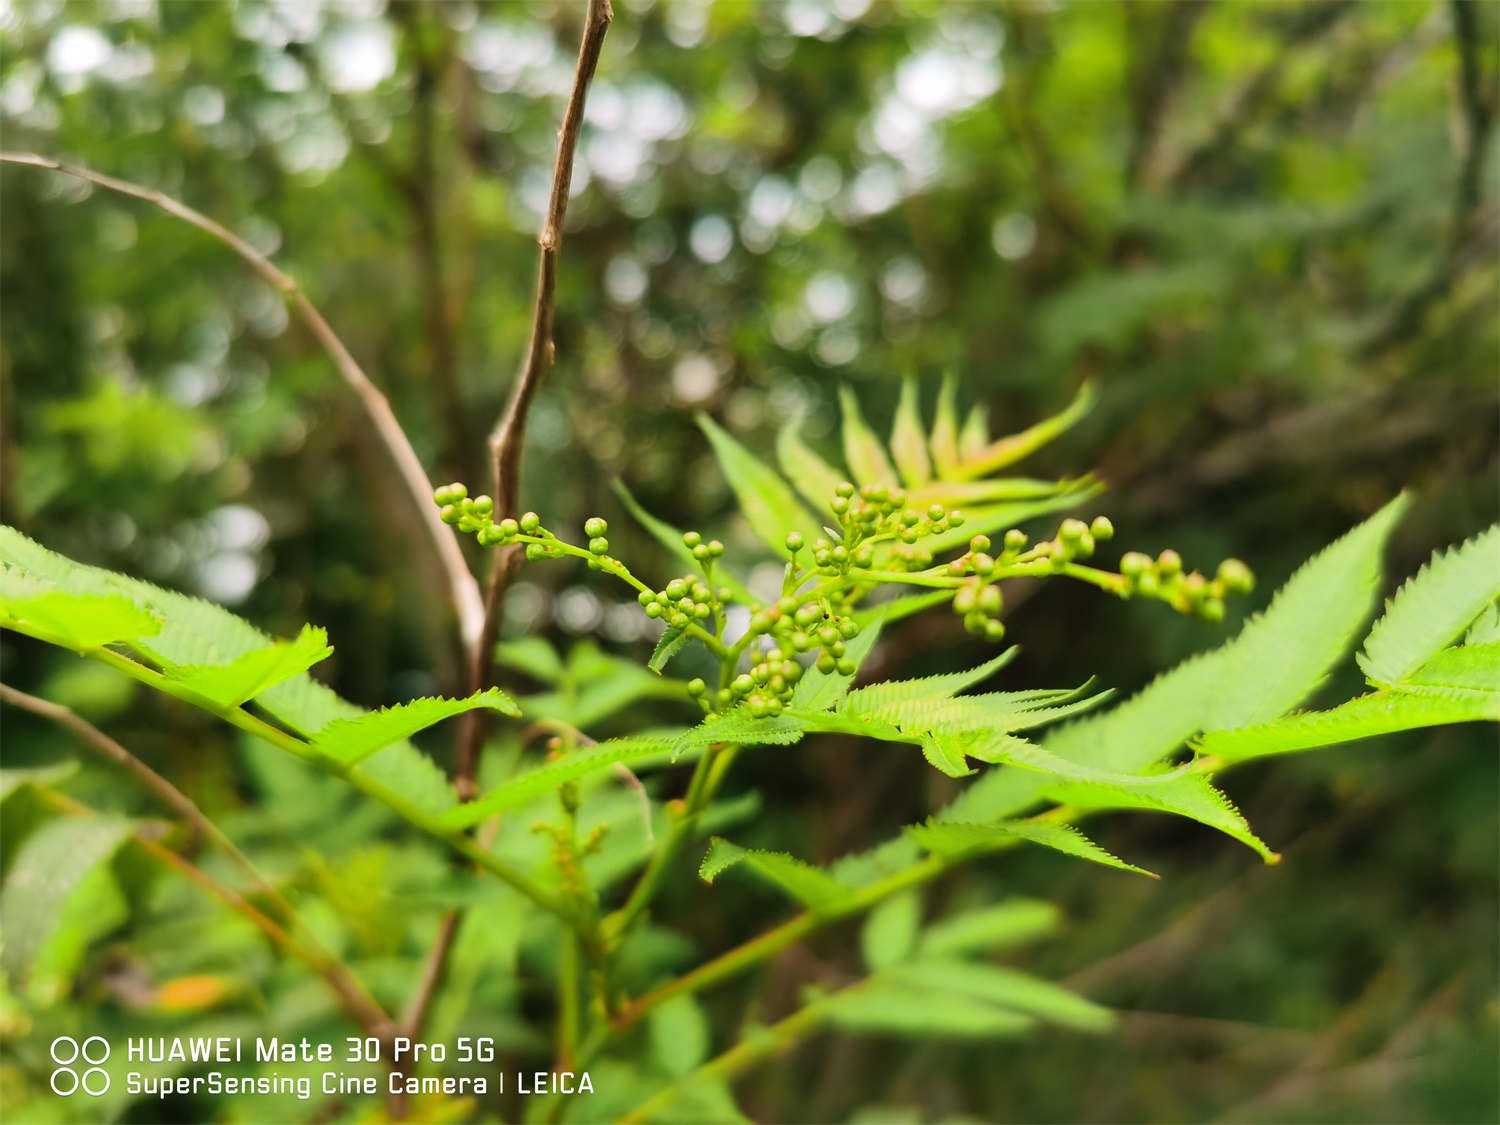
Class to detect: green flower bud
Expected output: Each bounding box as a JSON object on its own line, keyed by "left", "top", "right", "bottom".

{"left": 520, "top": 512, "right": 541, "bottom": 533}
{"left": 498, "top": 518, "right": 520, "bottom": 539}
{"left": 525, "top": 543, "right": 547, "bottom": 561}
{"left": 716, "top": 689, "right": 732, "bottom": 707}
{"left": 817, "top": 653, "right": 837, "bottom": 674}
{"left": 927, "top": 503, "right": 946, "bottom": 522}
{"left": 1059, "top": 518, "right": 1088, "bottom": 544}
{"left": 830, "top": 545, "right": 848, "bottom": 563}
{"left": 953, "top": 585, "right": 978, "bottom": 615}
{"left": 837, "top": 617, "right": 859, "bottom": 639}
{"left": 782, "top": 661, "right": 803, "bottom": 683}
{"left": 687, "top": 678, "right": 706, "bottom": 696}
{"left": 638, "top": 591, "right": 655, "bottom": 607}
{"left": 708, "top": 540, "right": 724, "bottom": 557}
{"left": 831, "top": 496, "right": 850, "bottom": 516}
{"left": 584, "top": 516, "right": 608, "bottom": 538}
{"left": 1004, "top": 529, "right": 1028, "bottom": 551}
{"left": 669, "top": 611, "right": 689, "bottom": 628}
{"left": 683, "top": 530, "right": 702, "bottom": 548}
{"left": 692, "top": 543, "right": 711, "bottom": 560}
{"left": 785, "top": 531, "right": 804, "bottom": 552}
{"left": 1157, "top": 549, "right": 1182, "bottom": 576}
{"left": 1090, "top": 516, "right": 1114, "bottom": 541}
{"left": 1217, "top": 558, "right": 1255, "bottom": 594}
{"left": 835, "top": 481, "right": 856, "bottom": 498}
{"left": 471, "top": 495, "right": 494, "bottom": 516}
{"left": 1199, "top": 597, "right": 1225, "bottom": 623}
{"left": 434, "top": 482, "right": 468, "bottom": 505}
{"left": 791, "top": 631, "right": 812, "bottom": 652}
{"left": 440, "top": 504, "right": 462, "bottom": 525}
{"left": 969, "top": 535, "right": 992, "bottom": 554}
{"left": 818, "top": 625, "right": 840, "bottom": 648}
{"left": 948, "top": 509, "right": 965, "bottom": 527}
{"left": 589, "top": 537, "right": 610, "bottom": 555}
{"left": 795, "top": 604, "right": 821, "bottom": 626}
{"left": 972, "top": 552, "right": 997, "bottom": 577}
{"left": 665, "top": 579, "right": 688, "bottom": 600}
{"left": 963, "top": 612, "right": 987, "bottom": 634}
{"left": 1120, "top": 551, "right": 1152, "bottom": 577}
{"left": 983, "top": 619, "right": 1006, "bottom": 642}
{"left": 978, "top": 585, "right": 1002, "bottom": 614}
{"left": 835, "top": 657, "right": 856, "bottom": 676}
{"left": 477, "top": 525, "right": 503, "bottom": 547}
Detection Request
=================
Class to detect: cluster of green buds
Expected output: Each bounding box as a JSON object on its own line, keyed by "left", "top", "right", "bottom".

{"left": 434, "top": 482, "right": 624, "bottom": 571}
{"left": 1119, "top": 549, "right": 1254, "bottom": 622}
{"left": 687, "top": 643, "right": 806, "bottom": 718}
{"left": 790, "top": 481, "right": 965, "bottom": 576}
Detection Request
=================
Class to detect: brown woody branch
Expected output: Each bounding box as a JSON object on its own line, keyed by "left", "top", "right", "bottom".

{"left": 454, "top": 0, "right": 614, "bottom": 801}
{"left": 406, "top": 0, "right": 614, "bottom": 1052}
{"left": 0, "top": 151, "right": 485, "bottom": 644}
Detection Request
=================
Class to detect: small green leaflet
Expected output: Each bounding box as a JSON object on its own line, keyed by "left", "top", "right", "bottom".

{"left": 697, "top": 414, "right": 821, "bottom": 558}
{"left": 648, "top": 625, "right": 694, "bottom": 674}
{"left": 164, "top": 625, "right": 333, "bottom": 708}
{"left": 840, "top": 649, "right": 1019, "bottom": 716}
{"left": 884, "top": 960, "right": 1113, "bottom": 1033}
{"left": 1, "top": 815, "right": 138, "bottom": 985}
{"left": 929, "top": 373, "right": 962, "bottom": 476}
{"left": 861, "top": 891, "right": 921, "bottom": 971}
{"left": 0, "top": 590, "right": 160, "bottom": 650}
{"left": 311, "top": 689, "right": 518, "bottom": 765}
{"left": 890, "top": 378, "right": 933, "bottom": 487}
{"left": 1391, "top": 642, "right": 1500, "bottom": 701}
{"left": 954, "top": 381, "right": 1096, "bottom": 479}
{"left": 838, "top": 386, "right": 898, "bottom": 486}
{"left": 700, "top": 837, "right": 854, "bottom": 910}
{"left": 1359, "top": 523, "right": 1500, "bottom": 686}
{"left": 777, "top": 423, "right": 845, "bottom": 513}
{"left": 1195, "top": 691, "right": 1500, "bottom": 764}
{"left": 817, "top": 982, "right": 1033, "bottom": 1038}
{"left": 918, "top": 899, "right": 1060, "bottom": 957}
{"left": 438, "top": 732, "right": 686, "bottom": 829}
{"left": 907, "top": 820, "right": 1157, "bottom": 878}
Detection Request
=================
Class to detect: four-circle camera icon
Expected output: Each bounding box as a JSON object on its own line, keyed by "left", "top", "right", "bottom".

{"left": 50, "top": 1036, "right": 111, "bottom": 1096}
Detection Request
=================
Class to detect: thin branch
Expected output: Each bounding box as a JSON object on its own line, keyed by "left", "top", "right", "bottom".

{"left": 0, "top": 682, "right": 296, "bottom": 918}
{"left": 0, "top": 151, "right": 485, "bottom": 644}
{"left": 36, "top": 786, "right": 394, "bottom": 1040}
{"left": 405, "top": 0, "right": 614, "bottom": 1051}
{"left": 1125, "top": 0, "right": 1212, "bottom": 191}
{"left": 455, "top": 0, "right": 614, "bottom": 799}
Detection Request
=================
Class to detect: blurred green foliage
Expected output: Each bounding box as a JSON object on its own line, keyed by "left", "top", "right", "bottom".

{"left": 1, "top": 0, "right": 1495, "bottom": 1122}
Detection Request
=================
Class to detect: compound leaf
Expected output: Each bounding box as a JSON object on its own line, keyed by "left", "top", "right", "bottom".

{"left": 700, "top": 837, "right": 853, "bottom": 909}
{"left": 311, "top": 689, "right": 519, "bottom": 765}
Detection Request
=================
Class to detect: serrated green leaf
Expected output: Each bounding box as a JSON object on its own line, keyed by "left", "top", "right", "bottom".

{"left": 919, "top": 733, "right": 977, "bottom": 777}
{"left": 929, "top": 373, "right": 963, "bottom": 478}
{"left": 788, "top": 611, "right": 885, "bottom": 711}
{"left": 1392, "top": 642, "right": 1500, "bottom": 699}
{"left": 838, "top": 386, "right": 898, "bottom": 487}
{"left": 908, "top": 820, "right": 1156, "bottom": 877}
{"left": 649, "top": 626, "right": 694, "bottom": 674}
{"left": 956, "top": 381, "right": 1096, "bottom": 478}
{"left": 888, "top": 960, "right": 1113, "bottom": 1032}
{"left": 777, "top": 422, "right": 846, "bottom": 512}
{"left": 890, "top": 379, "right": 932, "bottom": 487}
{"left": 1360, "top": 524, "right": 1500, "bottom": 685}
{"left": 841, "top": 649, "right": 1019, "bottom": 717}
{"left": 439, "top": 732, "right": 688, "bottom": 829}
{"left": 1465, "top": 602, "right": 1500, "bottom": 645}
{"left": 671, "top": 712, "right": 807, "bottom": 761}
{"left": 819, "top": 982, "right": 1033, "bottom": 1038}
{"left": 1, "top": 815, "right": 138, "bottom": 985}
{"left": 861, "top": 890, "right": 921, "bottom": 972}
{"left": 312, "top": 689, "right": 518, "bottom": 765}
{"left": 1195, "top": 691, "right": 1500, "bottom": 764}
{"left": 698, "top": 414, "right": 821, "bottom": 558}
{"left": 919, "top": 899, "right": 1060, "bottom": 957}
{"left": 649, "top": 994, "right": 710, "bottom": 1078}
{"left": 1045, "top": 773, "right": 1277, "bottom": 863}
{"left": 700, "top": 837, "right": 853, "bottom": 909}
{"left": 163, "top": 625, "right": 332, "bottom": 708}
{"left": 0, "top": 590, "right": 161, "bottom": 650}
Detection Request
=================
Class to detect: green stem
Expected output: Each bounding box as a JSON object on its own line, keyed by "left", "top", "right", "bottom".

{"left": 556, "top": 931, "right": 580, "bottom": 1069}
{"left": 618, "top": 989, "right": 843, "bottom": 1124}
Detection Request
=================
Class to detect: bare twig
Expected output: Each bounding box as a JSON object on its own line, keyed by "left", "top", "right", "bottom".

{"left": 35, "top": 785, "right": 394, "bottom": 1040}
{"left": 406, "top": 0, "right": 614, "bottom": 1050}
{"left": 0, "top": 151, "right": 484, "bottom": 643}
{"left": 455, "top": 0, "right": 614, "bottom": 800}
{"left": 0, "top": 682, "right": 298, "bottom": 917}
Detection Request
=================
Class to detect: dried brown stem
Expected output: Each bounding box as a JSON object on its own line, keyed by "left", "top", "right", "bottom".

{"left": 0, "top": 151, "right": 484, "bottom": 643}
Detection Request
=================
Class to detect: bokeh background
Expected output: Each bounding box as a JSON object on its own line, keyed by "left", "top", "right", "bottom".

{"left": 2, "top": 1, "right": 1497, "bottom": 1122}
